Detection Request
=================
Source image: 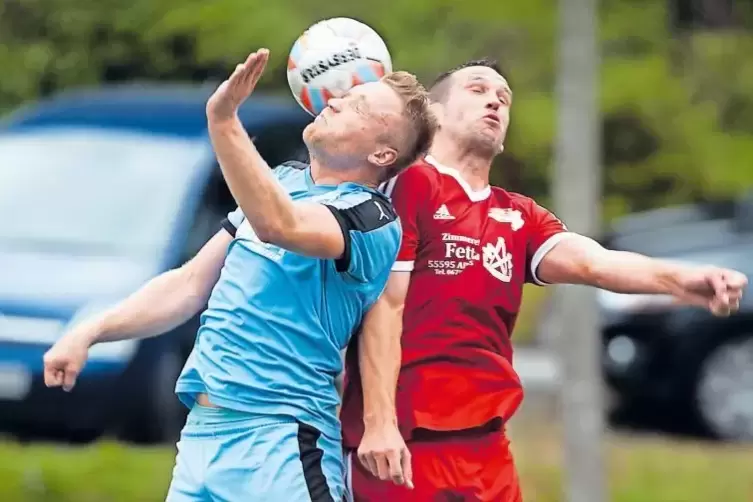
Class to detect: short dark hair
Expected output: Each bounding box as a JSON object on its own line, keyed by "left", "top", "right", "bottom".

{"left": 429, "top": 58, "right": 503, "bottom": 103}
{"left": 382, "top": 71, "right": 439, "bottom": 179}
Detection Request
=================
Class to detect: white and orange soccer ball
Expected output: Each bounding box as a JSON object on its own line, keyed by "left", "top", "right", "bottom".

{"left": 286, "top": 18, "right": 393, "bottom": 116}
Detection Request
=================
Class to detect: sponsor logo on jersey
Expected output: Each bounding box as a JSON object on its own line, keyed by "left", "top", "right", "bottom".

{"left": 488, "top": 208, "right": 524, "bottom": 231}
{"left": 441, "top": 233, "right": 480, "bottom": 246}
{"left": 374, "top": 201, "right": 389, "bottom": 220}
{"left": 300, "top": 47, "right": 362, "bottom": 84}
{"left": 433, "top": 204, "right": 455, "bottom": 220}
{"left": 430, "top": 233, "right": 515, "bottom": 282}
{"left": 427, "top": 232, "right": 478, "bottom": 275}
{"left": 482, "top": 237, "right": 514, "bottom": 282}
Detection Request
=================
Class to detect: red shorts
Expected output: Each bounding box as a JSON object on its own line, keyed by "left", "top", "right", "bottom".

{"left": 346, "top": 430, "right": 522, "bottom": 502}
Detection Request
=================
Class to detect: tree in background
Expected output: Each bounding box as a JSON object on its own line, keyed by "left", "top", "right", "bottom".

{"left": 1, "top": 0, "right": 752, "bottom": 220}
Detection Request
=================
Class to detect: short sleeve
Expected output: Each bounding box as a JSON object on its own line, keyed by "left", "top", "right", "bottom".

{"left": 221, "top": 207, "right": 245, "bottom": 237}
{"left": 324, "top": 194, "right": 401, "bottom": 283}
{"left": 219, "top": 161, "right": 307, "bottom": 237}
{"left": 525, "top": 201, "right": 573, "bottom": 285}
{"left": 378, "top": 166, "right": 433, "bottom": 272}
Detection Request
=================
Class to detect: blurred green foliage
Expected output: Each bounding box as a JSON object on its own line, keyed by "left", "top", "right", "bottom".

{"left": 1, "top": 435, "right": 751, "bottom": 502}
{"left": 2, "top": 0, "right": 753, "bottom": 218}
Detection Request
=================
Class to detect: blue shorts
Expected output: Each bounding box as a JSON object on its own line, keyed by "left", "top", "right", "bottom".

{"left": 165, "top": 404, "right": 344, "bottom": 502}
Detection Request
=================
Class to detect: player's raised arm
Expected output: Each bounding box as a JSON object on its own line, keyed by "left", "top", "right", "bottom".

{"left": 529, "top": 204, "right": 748, "bottom": 316}
{"left": 206, "top": 49, "right": 346, "bottom": 260}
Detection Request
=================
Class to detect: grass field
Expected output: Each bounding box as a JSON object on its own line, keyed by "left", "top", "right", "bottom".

{"left": 1, "top": 424, "right": 751, "bottom": 502}
{"left": 510, "top": 422, "right": 753, "bottom": 502}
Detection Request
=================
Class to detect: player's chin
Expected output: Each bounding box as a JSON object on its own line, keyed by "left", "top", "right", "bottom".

{"left": 470, "top": 131, "right": 503, "bottom": 155}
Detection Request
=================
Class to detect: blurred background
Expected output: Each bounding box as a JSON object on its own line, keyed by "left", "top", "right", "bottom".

{"left": 1, "top": 0, "right": 752, "bottom": 501}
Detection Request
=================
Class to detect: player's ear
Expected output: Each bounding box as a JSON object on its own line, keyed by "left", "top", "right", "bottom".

{"left": 368, "top": 147, "right": 397, "bottom": 168}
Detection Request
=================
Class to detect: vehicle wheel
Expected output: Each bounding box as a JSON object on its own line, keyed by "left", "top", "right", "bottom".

{"left": 120, "top": 349, "right": 187, "bottom": 445}
{"left": 693, "top": 334, "right": 753, "bottom": 441}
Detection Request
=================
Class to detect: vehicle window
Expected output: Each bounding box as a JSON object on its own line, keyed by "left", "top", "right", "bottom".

{"left": 253, "top": 122, "right": 309, "bottom": 167}
{"left": 182, "top": 121, "right": 310, "bottom": 259}
{"left": 0, "top": 128, "right": 210, "bottom": 258}
{"left": 182, "top": 171, "right": 235, "bottom": 260}
{"left": 609, "top": 219, "right": 739, "bottom": 256}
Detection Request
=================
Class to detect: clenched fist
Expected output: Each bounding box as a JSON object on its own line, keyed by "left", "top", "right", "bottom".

{"left": 673, "top": 266, "right": 747, "bottom": 316}
{"left": 358, "top": 422, "right": 413, "bottom": 488}
{"left": 43, "top": 329, "right": 94, "bottom": 392}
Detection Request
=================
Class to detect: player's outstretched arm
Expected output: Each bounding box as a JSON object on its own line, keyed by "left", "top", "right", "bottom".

{"left": 536, "top": 233, "right": 748, "bottom": 316}
{"left": 206, "top": 49, "right": 345, "bottom": 259}
{"left": 84, "top": 230, "right": 231, "bottom": 344}
{"left": 358, "top": 271, "right": 413, "bottom": 488}
{"left": 43, "top": 230, "right": 231, "bottom": 391}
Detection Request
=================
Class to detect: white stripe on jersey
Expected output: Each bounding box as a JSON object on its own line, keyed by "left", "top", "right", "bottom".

{"left": 379, "top": 176, "right": 398, "bottom": 197}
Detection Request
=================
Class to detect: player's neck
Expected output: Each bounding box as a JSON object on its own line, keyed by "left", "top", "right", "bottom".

{"left": 309, "top": 157, "right": 378, "bottom": 188}
{"left": 428, "top": 141, "right": 492, "bottom": 192}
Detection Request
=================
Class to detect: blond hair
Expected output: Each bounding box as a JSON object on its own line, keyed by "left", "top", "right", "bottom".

{"left": 382, "top": 71, "right": 439, "bottom": 179}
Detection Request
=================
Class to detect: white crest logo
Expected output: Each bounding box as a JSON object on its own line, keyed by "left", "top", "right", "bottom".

{"left": 488, "top": 208, "right": 524, "bottom": 231}
{"left": 482, "top": 237, "right": 513, "bottom": 282}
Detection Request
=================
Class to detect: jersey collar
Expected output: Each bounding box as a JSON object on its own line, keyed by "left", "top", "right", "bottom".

{"left": 424, "top": 155, "right": 492, "bottom": 202}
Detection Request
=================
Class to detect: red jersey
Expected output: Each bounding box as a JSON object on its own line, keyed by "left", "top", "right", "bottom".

{"left": 340, "top": 156, "right": 570, "bottom": 448}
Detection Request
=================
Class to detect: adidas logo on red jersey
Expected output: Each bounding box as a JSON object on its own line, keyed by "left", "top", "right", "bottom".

{"left": 433, "top": 204, "right": 455, "bottom": 220}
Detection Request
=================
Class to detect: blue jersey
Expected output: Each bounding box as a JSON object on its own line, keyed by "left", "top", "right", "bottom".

{"left": 175, "top": 162, "right": 401, "bottom": 439}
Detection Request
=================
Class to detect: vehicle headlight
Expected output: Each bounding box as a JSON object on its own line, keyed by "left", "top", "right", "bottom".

{"left": 0, "top": 313, "right": 65, "bottom": 344}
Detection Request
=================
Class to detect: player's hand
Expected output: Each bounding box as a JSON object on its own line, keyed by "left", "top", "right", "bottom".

{"left": 358, "top": 423, "right": 413, "bottom": 489}
{"left": 206, "top": 48, "right": 270, "bottom": 122}
{"left": 673, "top": 266, "right": 747, "bottom": 316}
{"left": 42, "top": 329, "right": 93, "bottom": 392}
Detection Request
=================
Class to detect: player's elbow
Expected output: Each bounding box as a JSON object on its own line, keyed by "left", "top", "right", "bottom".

{"left": 540, "top": 236, "right": 611, "bottom": 287}
{"left": 253, "top": 216, "right": 299, "bottom": 247}
{"left": 384, "top": 297, "right": 405, "bottom": 318}
{"left": 251, "top": 210, "right": 302, "bottom": 246}
{"left": 253, "top": 224, "right": 285, "bottom": 246}
{"left": 579, "top": 251, "right": 623, "bottom": 289}
{"left": 256, "top": 213, "right": 344, "bottom": 260}
{"left": 179, "top": 265, "right": 215, "bottom": 311}
{"left": 371, "top": 293, "right": 406, "bottom": 327}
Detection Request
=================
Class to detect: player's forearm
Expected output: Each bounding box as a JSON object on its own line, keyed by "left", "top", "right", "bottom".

{"left": 540, "top": 235, "right": 688, "bottom": 295}
{"left": 83, "top": 268, "right": 209, "bottom": 346}
{"left": 587, "top": 250, "right": 688, "bottom": 295}
{"left": 359, "top": 301, "right": 403, "bottom": 428}
{"left": 207, "top": 117, "right": 298, "bottom": 242}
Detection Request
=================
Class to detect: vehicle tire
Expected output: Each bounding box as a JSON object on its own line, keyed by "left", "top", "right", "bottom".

{"left": 693, "top": 333, "right": 753, "bottom": 442}
{"left": 119, "top": 348, "right": 187, "bottom": 445}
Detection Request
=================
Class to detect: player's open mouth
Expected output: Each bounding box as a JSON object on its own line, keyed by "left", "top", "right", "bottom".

{"left": 483, "top": 114, "right": 500, "bottom": 126}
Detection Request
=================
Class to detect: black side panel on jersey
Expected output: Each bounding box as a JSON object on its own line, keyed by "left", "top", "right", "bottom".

{"left": 280, "top": 160, "right": 309, "bottom": 171}
{"left": 220, "top": 160, "right": 310, "bottom": 235}
{"left": 324, "top": 194, "right": 397, "bottom": 272}
{"left": 221, "top": 218, "right": 239, "bottom": 237}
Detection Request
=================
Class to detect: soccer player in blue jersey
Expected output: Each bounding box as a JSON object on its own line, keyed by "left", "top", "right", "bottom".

{"left": 42, "top": 49, "right": 437, "bottom": 501}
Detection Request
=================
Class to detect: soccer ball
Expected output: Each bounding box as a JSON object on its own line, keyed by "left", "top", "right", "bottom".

{"left": 287, "top": 18, "right": 393, "bottom": 116}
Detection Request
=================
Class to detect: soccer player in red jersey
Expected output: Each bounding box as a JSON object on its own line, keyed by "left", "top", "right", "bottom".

{"left": 339, "top": 59, "right": 747, "bottom": 501}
